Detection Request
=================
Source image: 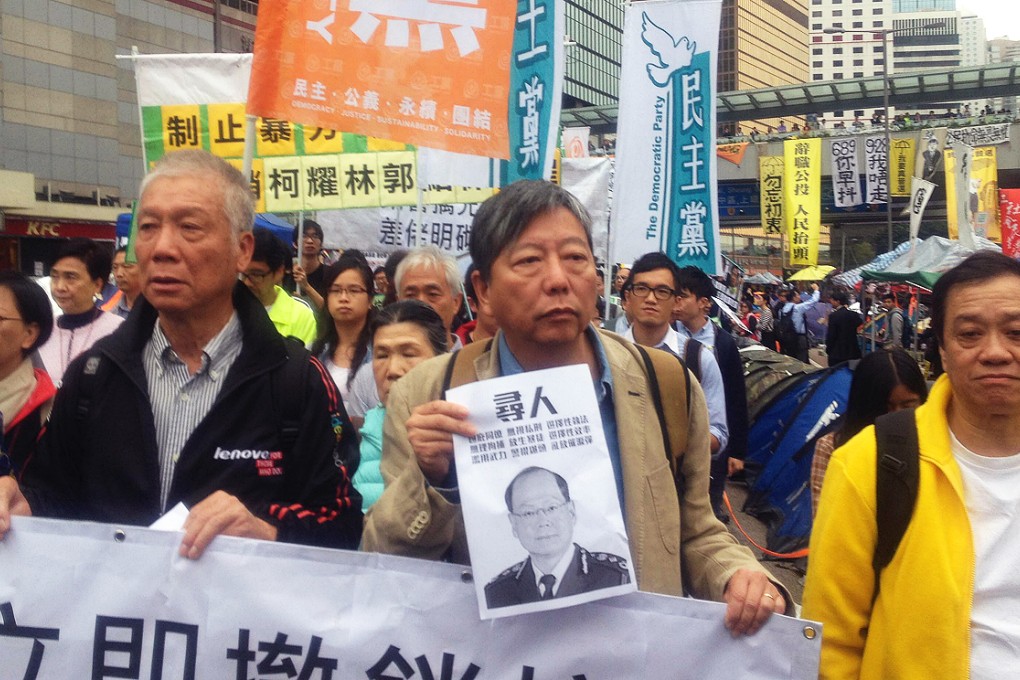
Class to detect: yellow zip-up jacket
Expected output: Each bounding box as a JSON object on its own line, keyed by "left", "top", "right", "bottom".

{"left": 803, "top": 375, "right": 974, "bottom": 680}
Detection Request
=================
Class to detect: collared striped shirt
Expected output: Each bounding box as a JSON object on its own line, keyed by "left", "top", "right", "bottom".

{"left": 143, "top": 313, "right": 244, "bottom": 511}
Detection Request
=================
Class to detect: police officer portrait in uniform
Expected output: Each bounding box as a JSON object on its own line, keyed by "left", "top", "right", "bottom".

{"left": 485, "top": 466, "right": 630, "bottom": 609}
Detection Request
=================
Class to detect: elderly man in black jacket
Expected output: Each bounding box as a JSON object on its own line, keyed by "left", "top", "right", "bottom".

{"left": 0, "top": 150, "right": 362, "bottom": 556}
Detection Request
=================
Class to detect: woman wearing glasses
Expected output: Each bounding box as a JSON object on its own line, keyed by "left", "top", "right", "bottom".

{"left": 312, "top": 254, "right": 376, "bottom": 415}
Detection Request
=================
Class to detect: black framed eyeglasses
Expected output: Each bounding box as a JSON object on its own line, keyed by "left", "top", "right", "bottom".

{"left": 628, "top": 283, "right": 676, "bottom": 301}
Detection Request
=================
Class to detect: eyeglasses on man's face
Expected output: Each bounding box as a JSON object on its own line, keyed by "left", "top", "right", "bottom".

{"left": 240, "top": 269, "right": 272, "bottom": 283}
{"left": 628, "top": 283, "right": 676, "bottom": 301}
{"left": 511, "top": 501, "right": 570, "bottom": 522}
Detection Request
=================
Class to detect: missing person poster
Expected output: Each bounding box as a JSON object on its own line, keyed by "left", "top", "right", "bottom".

{"left": 446, "top": 365, "right": 637, "bottom": 620}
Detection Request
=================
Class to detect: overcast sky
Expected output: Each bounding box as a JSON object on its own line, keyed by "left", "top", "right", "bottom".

{"left": 958, "top": 1, "right": 1019, "bottom": 41}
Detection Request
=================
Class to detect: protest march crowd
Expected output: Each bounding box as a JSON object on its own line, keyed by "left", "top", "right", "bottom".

{"left": 2, "top": 149, "right": 1020, "bottom": 679}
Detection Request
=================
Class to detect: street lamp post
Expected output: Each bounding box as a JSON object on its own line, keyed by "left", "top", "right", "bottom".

{"left": 824, "top": 21, "right": 945, "bottom": 253}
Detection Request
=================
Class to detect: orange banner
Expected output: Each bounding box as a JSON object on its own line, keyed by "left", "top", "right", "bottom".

{"left": 716, "top": 142, "right": 749, "bottom": 166}
{"left": 247, "top": 0, "right": 516, "bottom": 159}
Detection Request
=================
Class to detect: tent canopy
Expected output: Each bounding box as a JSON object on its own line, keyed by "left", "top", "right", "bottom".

{"left": 860, "top": 235, "right": 1001, "bottom": 289}
{"left": 787, "top": 265, "right": 834, "bottom": 282}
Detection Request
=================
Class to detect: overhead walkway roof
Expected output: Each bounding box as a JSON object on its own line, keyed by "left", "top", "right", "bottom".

{"left": 560, "top": 63, "right": 1020, "bottom": 130}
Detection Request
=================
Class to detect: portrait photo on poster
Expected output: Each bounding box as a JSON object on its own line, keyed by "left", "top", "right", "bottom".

{"left": 446, "top": 364, "right": 637, "bottom": 620}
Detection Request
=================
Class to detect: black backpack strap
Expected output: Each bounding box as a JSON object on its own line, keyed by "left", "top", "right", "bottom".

{"left": 440, "top": 338, "right": 493, "bottom": 396}
{"left": 634, "top": 344, "right": 690, "bottom": 491}
{"left": 271, "top": 338, "right": 310, "bottom": 456}
{"left": 871, "top": 407, "right": 920, "bottom": 605}
{"left": 684, "top": 338, "right": 703, "bottom": 384}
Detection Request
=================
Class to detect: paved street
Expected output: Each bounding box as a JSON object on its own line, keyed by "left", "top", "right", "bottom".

{"left": 723, "top": 481, "right": 807, "bottom": 606}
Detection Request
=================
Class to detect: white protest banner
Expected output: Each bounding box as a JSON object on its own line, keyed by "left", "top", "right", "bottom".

{"left": 946, "top": 122, "right": 1010, "bottom": 148}
{"left": 830, "top": 138, "right": 861, "bottom": 207}
{"left": 907, "top": 176, "right": 936, "bottom": 262}
{"left": 446, "top": 365, "right": 636, "bottom": 619}
{"left": 612, "top": 0, "right": 722, "bottom": 274}
{"left": 1, "top": 517, "right": 822, "bottom": 679}
{"left": 313, "top": 160, "right": 608, "bottom": 257}
{"left": 863, "top": 135, "right": 888, "bottom": 205}
{"left": 562, "top": 157, "right": 613, "bottom": 261}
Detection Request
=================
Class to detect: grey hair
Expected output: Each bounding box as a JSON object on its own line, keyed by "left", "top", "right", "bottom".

{"left": 470, "top": 180, "right": 593, "bottom": 282}
{"left": 138, "top": 150, "right": 255, "bottom": 236}
{"left": 394, "top": 244, "right": 461, "bottom": 295}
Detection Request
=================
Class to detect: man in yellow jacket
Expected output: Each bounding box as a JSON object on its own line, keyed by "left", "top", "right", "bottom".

{"left": 242, "top": 228, "right": 317, "bottom": 348}
{"left": 803, "top": 250, "right": 1020, "bottom": 679}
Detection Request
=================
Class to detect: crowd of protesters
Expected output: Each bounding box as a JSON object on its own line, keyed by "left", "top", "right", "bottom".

{"left": 1, "top": 148, "right": 1018, "bottom": 678}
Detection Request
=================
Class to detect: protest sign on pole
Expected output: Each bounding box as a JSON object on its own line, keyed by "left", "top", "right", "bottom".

{"left": 784, "top": 138, "right": 822, "bottom": 266}
{"left": 611, "top": 0, "right": 722, "bottom": 274}
{"left": 1, "top": 518, "right": 822, "bottom": 679}
{"left": 563, "top": 127, "right": 591, "bottom": 158}
{"left": 830, "top": 138, "right": 861, "bottom": 208}
{"left": 247, "top": 1, "right": 516, "bottom": 159}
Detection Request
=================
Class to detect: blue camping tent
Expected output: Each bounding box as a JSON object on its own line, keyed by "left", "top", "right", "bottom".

{"left": 742, "top": 356, "right": 855, "bottom": 554}
{"left": 116, "top": 212, "right": 296, "bottom": 245}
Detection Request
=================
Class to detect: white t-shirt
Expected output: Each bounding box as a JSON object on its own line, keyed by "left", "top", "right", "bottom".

{"left": 950, "top": 430, "right": 1020, "bottom": 680}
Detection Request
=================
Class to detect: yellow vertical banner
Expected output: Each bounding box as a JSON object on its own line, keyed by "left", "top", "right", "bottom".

{"left": 262, "top": 156, "right": 304, "bottom": 212}
{"left": 890, "top": 138, "right": 915, "bottom": 196}
{"left": 784, "top": 139, "right": 821, "bottom": 266}
{"left": 339, "top": 153, "right": 382, "bottom": 209}
{"left": 948, "top": 146, "right": 1001, "bottom": 241}
{"left": 302, "top": 155, "right": 343, "bottom": 211}
{"left": 759, "top": 156, "right": 784, "bottom": 234}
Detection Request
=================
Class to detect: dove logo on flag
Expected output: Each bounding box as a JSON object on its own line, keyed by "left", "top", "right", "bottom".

{"left": 611, "top": 1, "right": 722, "bottom": 274}
{"left": 642, "top": 14, "right": 696, "bottom": 88}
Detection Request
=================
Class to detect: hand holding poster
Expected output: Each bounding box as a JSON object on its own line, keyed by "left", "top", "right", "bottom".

{"left": 446, "top": 365, "right": 636, "bottom": 620}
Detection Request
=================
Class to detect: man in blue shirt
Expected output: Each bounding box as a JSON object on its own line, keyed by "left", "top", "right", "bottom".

{"left": 363, "top": 180, "right": 789, "bottom": 635}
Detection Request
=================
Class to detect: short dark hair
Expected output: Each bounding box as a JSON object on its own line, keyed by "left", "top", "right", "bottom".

{"left": 53, "top": 238, "right": 112, "bottom": 283}
{"left": 676, "top": 265, "right": 716, "bottom": 300}
{"left": 470, "top": 180, "right": 592, "bottom": 283}
{"left": 624, "top": 252, "right": 679, "bottom": 293}
{"left": 302, "top": 219, "right": 324, "bottom": 242}
{"left": 0, "top": 271, "right": 54, "bottom": 355}
{"left": 371, "top": 299, "right": 448, "bottom": 357}
{"left": 251, "top": 228, "right": 290, "bottom": 272}
{"left": 504, "top": 466, "right": 570, "bottom": 512}
{"left": 830, "top": 289, "right": 850, "bottom": 306}
{"left": 932, "top": 250, "right": 1020, "bottom": 344}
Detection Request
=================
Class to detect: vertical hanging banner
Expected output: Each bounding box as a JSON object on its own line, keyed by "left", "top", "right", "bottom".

{"left": 945, "top": 144, "right": 977, "bottom": 248}
{"left": 1000, "top": 189, "right": 1020, "bottom": 258}
{"left": 414, "top": 0, "right": 564, "bottom": 189}
{"left": 502, "top": 0, "right": 566, "bottom": 184}
{"left": 915, "top": 128, "right": 947, "bottom": 182}
{"left": 863, "top": 135, "right": 888, "bottom": 205}
{"left": 247, "top": 1, "right": 517, "bottom": 158}
{"left": 784, "top": 138, "right": 821, "bottom": 266}
{"left": 760, "top": 156, "right": 785, "bottom": 234}
{"left": 890, "top": 138, "right": 915, "bottom": 196}
{"left": 611, "top": 0, "right": 722, "bottom": 274}
{"left": 829, "top": 138, "right": 861, "bottom": 207}
{"left": 908, "top": 176, "right": 936, "bottom": 245}
{"left": 970, "top": 146, "right": 1001, "bottom": 241}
